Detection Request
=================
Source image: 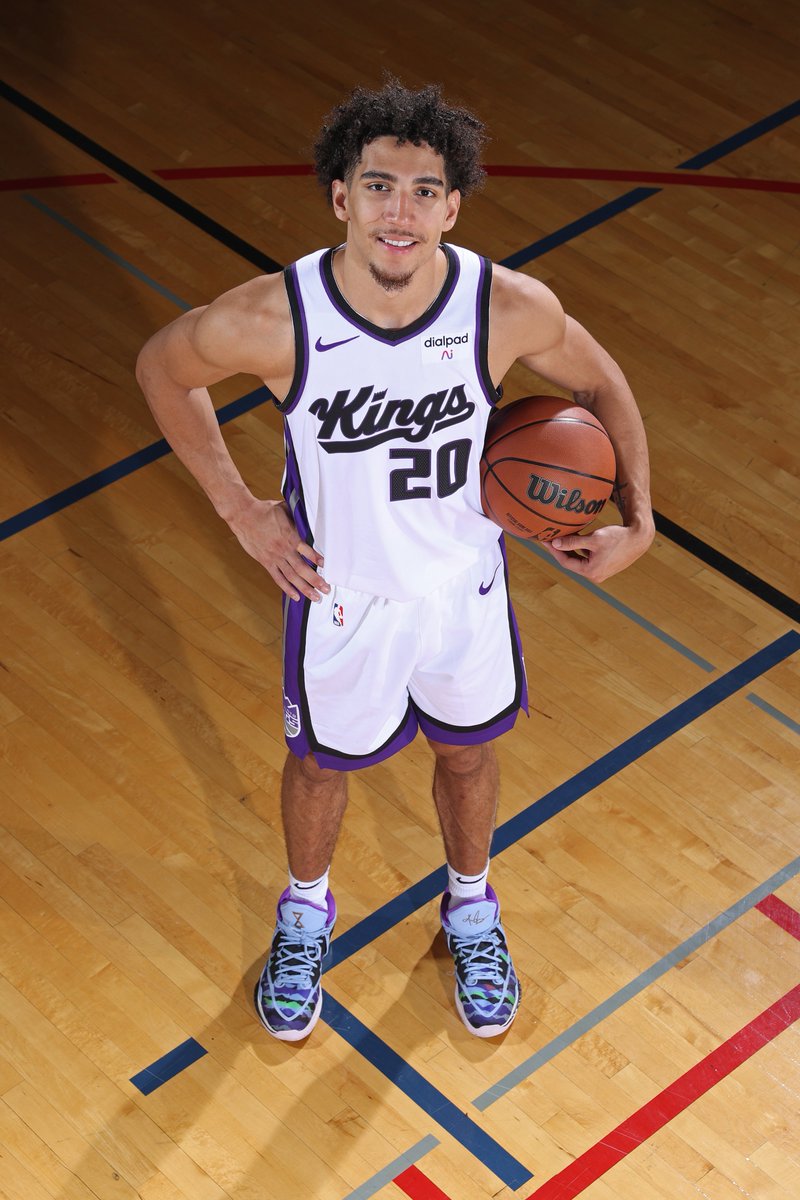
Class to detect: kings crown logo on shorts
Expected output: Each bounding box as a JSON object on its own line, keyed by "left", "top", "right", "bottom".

{"left": 283, "top": 692, "right": 301, "bottom": 739}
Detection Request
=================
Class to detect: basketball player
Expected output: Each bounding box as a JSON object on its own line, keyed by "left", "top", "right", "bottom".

{"left": 136, "top": 81, "right": 654, "bottom": 1042}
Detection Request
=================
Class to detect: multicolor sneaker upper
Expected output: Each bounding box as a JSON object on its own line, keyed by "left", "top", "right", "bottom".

{"left": 440, "top": 884, "right": 520, "bottom": 1038}
{"left": 254, "top": 888, "right": 336, "bottom": 1042}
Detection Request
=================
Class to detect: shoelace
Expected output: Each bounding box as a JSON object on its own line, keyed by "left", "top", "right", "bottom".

{"left": 451, "top": 928, "right": 508, "bottom": 989}
{"left": 271, "top": 930, "right": 325, "bottom": 990}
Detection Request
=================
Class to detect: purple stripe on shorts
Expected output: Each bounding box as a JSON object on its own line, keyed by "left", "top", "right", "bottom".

{"left": 416, "top": 705, "right": 521, "bottom": 745}
{"left": 309, "top": 705, "right": 419, "bottom": 771}
{"left": 500, "top": 534, "right": 529, "bottom": 714}
{"left": 282, "top": 592, "right": 313, "bottom": 760}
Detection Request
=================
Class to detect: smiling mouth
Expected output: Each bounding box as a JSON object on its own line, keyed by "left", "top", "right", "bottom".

{"left": 377, "top": 234, "right": 421, "bottom": 249}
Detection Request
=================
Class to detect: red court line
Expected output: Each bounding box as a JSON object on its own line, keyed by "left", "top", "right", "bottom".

{"left": 394, "top": 1164, "right": 452, "bottom": 1200}
{"left": 526, "top": 983, "right": 800, "bottom": 1200}
{"left": 5, "top": 165, "right": 797, "bottom": 193}
{"left": 756, "top": 894, "right": 800, "bottom": 940}
{"left": 0, "top": 172, "right": 116, "bottom": 191}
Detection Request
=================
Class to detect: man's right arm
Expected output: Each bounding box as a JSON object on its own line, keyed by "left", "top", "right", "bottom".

{"left": 135, "top": 277, "right": 329, "bottom": 602}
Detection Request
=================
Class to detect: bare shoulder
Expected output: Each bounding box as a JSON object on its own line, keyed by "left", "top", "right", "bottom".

{"left": 193, "top": 271, "right": 293, "bottom": 378}
{"left": 489, "top": 264, "right": 566, "bottom": 372}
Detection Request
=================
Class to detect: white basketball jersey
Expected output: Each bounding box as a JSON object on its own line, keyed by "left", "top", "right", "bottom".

{"left": 277, "top": 243, "right": 501, "bottom": 600}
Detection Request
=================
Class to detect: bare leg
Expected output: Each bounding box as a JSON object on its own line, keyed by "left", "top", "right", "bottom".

{"left": 281, "top": 751, "right": 349, "bottom": 880}
{"left": 428, "top": 740, "right": 499, "bottom": 875}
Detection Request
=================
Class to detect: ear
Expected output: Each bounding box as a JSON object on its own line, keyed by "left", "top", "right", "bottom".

{"left": 331, "top": 179, "right": 349, "bottom": 224}
{"left": 442, "top": 188, "right": 461, "bottom": 233}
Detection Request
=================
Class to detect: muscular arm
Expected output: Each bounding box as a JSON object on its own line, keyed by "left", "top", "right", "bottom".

{"left": 490, "top": 268, "right": 654, "bottom": 581}
{"left": 135, "top": 276, "right": 329, "bottom": 602}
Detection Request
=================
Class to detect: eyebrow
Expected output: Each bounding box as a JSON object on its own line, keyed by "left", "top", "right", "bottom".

{"left": 359, "top": 169, "right": 445, "bottom": 188}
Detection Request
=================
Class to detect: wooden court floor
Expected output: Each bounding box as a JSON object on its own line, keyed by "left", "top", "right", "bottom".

{"left": 1, "top": 1, "right": 799, "bottom": 1197}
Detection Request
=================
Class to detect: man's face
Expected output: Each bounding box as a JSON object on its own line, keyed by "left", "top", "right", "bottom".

{"left": 331, "top": 136, "right": 461, "bottom": 292}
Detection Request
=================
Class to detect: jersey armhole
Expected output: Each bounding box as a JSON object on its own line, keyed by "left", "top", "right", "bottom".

{"left": 273, "top": 264, "right": 308, "bottom": 414}
{"left": 476, "top": 256, "right": 501, "bottom": 407}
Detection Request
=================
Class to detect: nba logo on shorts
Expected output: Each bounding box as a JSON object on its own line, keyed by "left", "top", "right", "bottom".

{"left": 333, "top": 603, "right": 344, "bottom": 627}
{"left": 283, "top": 692, "right": 301, "bottom": 739}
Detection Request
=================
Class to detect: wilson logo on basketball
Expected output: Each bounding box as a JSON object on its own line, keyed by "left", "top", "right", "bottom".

{"left": 309, "top": 383, "right": 474, "bottom": 453}
{"left": 526, "top": 474, "right": 607, "bottom": 516}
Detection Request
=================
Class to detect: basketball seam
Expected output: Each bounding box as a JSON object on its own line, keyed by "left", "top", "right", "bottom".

{"left": 482, "top": 455, "right": 615, "bottom": 486}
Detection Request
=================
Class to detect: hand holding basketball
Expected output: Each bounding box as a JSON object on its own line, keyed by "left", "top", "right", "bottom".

{"left": 547, "top": 522, "right": 653, "bottom": 583}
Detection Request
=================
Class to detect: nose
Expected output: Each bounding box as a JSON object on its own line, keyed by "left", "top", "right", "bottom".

{"left": 384, "top": 189, "right": 413, "bottom": 224}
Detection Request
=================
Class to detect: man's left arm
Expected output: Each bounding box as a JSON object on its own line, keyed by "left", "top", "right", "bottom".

{"left": 519, "top": 313, "right": 655, "bottom": 582}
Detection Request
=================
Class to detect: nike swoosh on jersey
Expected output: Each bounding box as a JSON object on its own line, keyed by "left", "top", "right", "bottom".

{"left": 479, "top": 564, "right": 501, "bottom": 595}
{"left": 315, "top": 335, "right": 360, "bottom": 352}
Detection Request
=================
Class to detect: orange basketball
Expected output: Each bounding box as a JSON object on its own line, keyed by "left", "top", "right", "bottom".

{"left": 480, "top": 396, "right": 616, "bottom": 541}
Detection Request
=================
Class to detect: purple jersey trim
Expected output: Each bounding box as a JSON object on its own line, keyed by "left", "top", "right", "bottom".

{"left": 318, "top": 243, "right": 461, "bottom": 345}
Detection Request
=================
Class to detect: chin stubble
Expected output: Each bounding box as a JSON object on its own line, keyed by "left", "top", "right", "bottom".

{"left": 368, "top": 263, "right": 414, "bottom": 292}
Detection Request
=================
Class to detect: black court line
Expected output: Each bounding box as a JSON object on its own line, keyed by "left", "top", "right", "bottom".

{"left": 0, "top": 79, "right": 281, "bottom": 274}
{"left": 1, "top": 80, "right": 797, "bottom": 621}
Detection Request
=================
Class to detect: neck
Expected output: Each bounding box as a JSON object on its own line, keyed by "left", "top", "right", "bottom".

{"left": 333, "top": 244, "right": 448, "bottom": 329}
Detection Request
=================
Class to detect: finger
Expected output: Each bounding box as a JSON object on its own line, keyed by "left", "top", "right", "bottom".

{"left": 283, "top": 557, "right": 331, "bottom": 601}
{"left": 296, "top": 539, "right": 325, "bottom": 568}
{"left": 546, "top": 549, "right": 592, "bottom": 576}
{"left": 550, "top": 534, "right": 591, "bottom": 552}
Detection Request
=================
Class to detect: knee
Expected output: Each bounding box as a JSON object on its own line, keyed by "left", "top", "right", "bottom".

{"left": 287, "top": 751, "right": 345, "bottom": 788}
{"left": 428, "top": 739, "right": 489, "bottom": 776}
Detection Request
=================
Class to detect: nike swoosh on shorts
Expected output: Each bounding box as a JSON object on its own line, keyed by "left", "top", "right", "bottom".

{"left": 479, "top": 564, "right": 501, "bottom": 595}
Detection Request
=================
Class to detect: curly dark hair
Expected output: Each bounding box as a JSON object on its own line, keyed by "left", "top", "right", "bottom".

{"left": 313, "top": 79, "right": 487, "bottom": 202}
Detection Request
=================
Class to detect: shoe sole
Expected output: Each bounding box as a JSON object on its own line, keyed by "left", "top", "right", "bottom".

{"left": 454, "top": 985, "right": 519, "bottom": 1038}
{"left": 253, "top": 981, "right": 323, "bottom": 1042}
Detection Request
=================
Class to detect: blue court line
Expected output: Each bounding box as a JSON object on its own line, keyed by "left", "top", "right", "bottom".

{"left": 502, "top": 97, "right": 800, "bottom": 269}
{"left": 321, "top": 993, "right": 532, "bottom": 1190}
{"left": 129, "top": 1036, "right": 207, "bottom": 1095}
{"left": 343, "top": 1136, "right": 440, "bottom": 1200}
{"left": 473, "top": 852, "right": 800, "bottom": 1110}
{"left": 328, "top": 631, "right": 799, "bottom": 970}
{"left": 24, "top": 194, "right": 193, "bottom": 310}
{"left": 0, "top": 384, "right": 271, "bottom": 542}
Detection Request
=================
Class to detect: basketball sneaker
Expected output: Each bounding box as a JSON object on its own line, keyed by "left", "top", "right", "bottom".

{"left": 440, "top": 884, "right": 520, "bottom": 1037}
{"left": 254, "top": 888, "right": 336, "bottom": 1041}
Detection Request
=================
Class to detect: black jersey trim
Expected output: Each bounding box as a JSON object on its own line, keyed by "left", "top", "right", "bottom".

{"left": 476, "top": 256, "right": 501, "bottom": 407}
{"left": 274, "top": 264, "right": 308, "bottom": 414}
{"left": 319, "top": 243, "right": 460, "bottom": 344}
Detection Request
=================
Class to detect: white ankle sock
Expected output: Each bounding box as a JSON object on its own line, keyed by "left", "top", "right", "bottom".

{"left": 447, "top": 861, "right": 489, "bottom": 901}
{"left": 288, "top": 868, "right": 330, "bottom": 907}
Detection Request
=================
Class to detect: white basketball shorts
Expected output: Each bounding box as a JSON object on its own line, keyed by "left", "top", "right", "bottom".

{"left": 281, "top": 536, "right": 527, "bottom": 770}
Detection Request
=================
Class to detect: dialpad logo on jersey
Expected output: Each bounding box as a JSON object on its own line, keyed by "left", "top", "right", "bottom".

{"left": 283, "top": 692, "right": 301, "bottom": 739}
{"left": 333, "top": 603, "right": 344, "bottom": 627}
{"left": 309, "top": 383, "right": 475, "bottom": 453}
{"left": 421, "top": 331, "right": 469, "bottom": 363}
